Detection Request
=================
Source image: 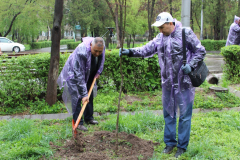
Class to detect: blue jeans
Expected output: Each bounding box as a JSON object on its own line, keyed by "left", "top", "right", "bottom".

{"left": 163, "top": 101, "right": 193, "bottom": 150}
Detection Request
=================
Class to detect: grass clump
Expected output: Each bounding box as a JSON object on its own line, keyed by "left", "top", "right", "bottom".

{"left": 0, "top": 118, "right": 72, "bottom": 159}
{"left": 100, "top": 110, "right": 165, "bottom": 134}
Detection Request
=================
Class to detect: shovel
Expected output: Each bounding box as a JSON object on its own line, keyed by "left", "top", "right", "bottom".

{"left": 72, "top": 78, "right": 96, "bottom": 138}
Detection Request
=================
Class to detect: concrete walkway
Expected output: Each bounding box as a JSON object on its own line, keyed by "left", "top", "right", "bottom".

{"left": 1, "top": 107, "right": 240, "bottom": 121}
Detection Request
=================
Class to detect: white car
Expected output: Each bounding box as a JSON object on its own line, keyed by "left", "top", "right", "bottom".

{"left": 0, "top": 37, "right": 25, "bottom": 53}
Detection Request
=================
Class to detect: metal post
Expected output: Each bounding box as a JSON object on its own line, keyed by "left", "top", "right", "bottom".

{"left": 181, "top": 0, "right": 191, "bottom": 28}
{"left": 200, "top": 0, "right": 204, "bottom": 40}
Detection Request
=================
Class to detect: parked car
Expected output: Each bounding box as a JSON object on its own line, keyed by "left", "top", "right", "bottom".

{"left": 0, "top": 37, "right": 25, "bottom": 53}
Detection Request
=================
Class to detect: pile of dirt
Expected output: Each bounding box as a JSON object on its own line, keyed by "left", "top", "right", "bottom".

{"left": 50, "top": 131, "right": 159, "bottom": 160}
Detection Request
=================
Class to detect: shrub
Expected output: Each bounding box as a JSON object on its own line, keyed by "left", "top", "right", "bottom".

{"left": 221, "top": 45, "right": 240, "bottom": 83}
{"left": 98, "top": 49, "right": 161, "bottom": 92}
{"left": 0, "top": 53, "right": 70, "bottom": 114}
{"left": 200, "top": 39, "right": 226, "bottom": 51}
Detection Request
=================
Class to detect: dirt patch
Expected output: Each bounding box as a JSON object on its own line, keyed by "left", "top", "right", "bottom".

{"left": 50, "top": 131, "right": 159, "bottom": 160}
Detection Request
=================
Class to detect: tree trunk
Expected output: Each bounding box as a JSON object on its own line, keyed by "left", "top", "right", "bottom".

{"left": 190, "top": 0, "right": 194, "bottom": 30}
{"left": 147, "top": 0, "right": 155, "bottom": 41}
{"left": 169, "top": 0, "right": 172, "bottom": 15}
{"left": 45, "top": 0, "right": 63, "bottom": 106}
{"left": 238, "top": 0, "right": 240, "bottom": 16}
{"left": 214, "top": 0, "right": 221, "bottom": 40}
{"left": 127, "top": 35, "right": 131, "bottom": 48}
{"left": 115, "top": 0, "right": 121, "bottom": 48}
{"left": 106, "top": 33, "right": 110, "bottom": 48}
{"left": 132, "top": 34, "right": 135, "bottom": 48}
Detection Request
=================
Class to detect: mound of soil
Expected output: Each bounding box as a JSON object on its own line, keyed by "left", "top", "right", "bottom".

{"left": 50, "top": 131, "right": 159, "bottom": 160}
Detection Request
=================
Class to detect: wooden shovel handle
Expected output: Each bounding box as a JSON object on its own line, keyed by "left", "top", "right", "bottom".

{"left": 73, "top": 78, "right": 96, "bottom": 130}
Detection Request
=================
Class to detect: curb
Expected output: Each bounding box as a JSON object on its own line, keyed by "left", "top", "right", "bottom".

{"left": 1, "top": 107, "right": 240, "bottom": 121}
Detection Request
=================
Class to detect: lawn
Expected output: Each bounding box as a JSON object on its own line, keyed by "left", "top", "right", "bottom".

{"left": 0, "top": 110, "right": 239, "bottom": 159}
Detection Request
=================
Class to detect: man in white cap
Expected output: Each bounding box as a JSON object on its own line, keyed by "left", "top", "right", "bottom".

{"left": 226, "top": 15, "right": 240, "bottom": 46}
{"left": 119, "top": 12, "right": 206, "bottom": 158}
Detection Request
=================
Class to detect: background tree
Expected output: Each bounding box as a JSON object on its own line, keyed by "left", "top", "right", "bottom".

{"left": 45, "top": 0, "right": 63, "bottom": 106}
{"left": 0, "top": 0, "right": 55, "bottom": 42}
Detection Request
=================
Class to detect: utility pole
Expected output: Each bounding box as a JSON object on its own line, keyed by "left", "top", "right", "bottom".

{"left": 181, "top": 0, "right": 191, "bottom": 28}
{"left": 200, "top": 0, "right": 204, "bottom": 40}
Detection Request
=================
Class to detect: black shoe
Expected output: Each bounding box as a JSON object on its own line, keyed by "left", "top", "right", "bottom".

{"left": 162, "top": 145, "right": 177, "bottom": 154}
{"left": 175, "top": 148, "right": 186, "bottom": 158}
{"left": 85, "top": 120, "right": 98, "bottom": 125}
{"left": 77, "top": 125, "right": 88, "bottom": 131}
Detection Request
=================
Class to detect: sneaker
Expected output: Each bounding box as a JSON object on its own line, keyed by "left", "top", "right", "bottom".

{"left": 175, "top": 147, "right": 186, "bottom": 158}
{"left": 162, "top": 145, "right": 177, "bottom": 154}
{"left": 77, "top": 125, "right": 88, "bottom": 131}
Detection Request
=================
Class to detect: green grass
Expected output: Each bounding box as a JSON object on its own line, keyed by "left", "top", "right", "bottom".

{"left": 94, "top": 82, "right": 240, "bottom": 113}
{"left": 0, "top": 110, "right": 239, "bottom": 159}
{"left": 0, "top": 118, "right": 72, "bottom": 159}
{"left": 101, "top": 110, "right": 240, "bottom": 159}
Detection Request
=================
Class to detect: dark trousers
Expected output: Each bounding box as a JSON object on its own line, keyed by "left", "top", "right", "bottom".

{"left": 73, "top": 77, "right": 94, "bottom": 125}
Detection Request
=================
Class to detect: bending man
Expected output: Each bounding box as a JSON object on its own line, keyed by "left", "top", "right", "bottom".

{"left": 58, "top": 37, "right": 105, "bottom": 131}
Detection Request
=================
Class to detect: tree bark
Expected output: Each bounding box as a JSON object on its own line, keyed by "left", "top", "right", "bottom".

{"left": 147, "top": 0, "right": 155, "bottom": 41}
{"left": 169, "top": 0, "right": 172, "bottom": 15}
{"left": 45, "top": 0, "right": 63, "bottom": 106}
{"left": 115, "top": 0, "right": 121, "bottom": 48}
{"left": 4, "top": 12, "right": 21, "bottom": 37}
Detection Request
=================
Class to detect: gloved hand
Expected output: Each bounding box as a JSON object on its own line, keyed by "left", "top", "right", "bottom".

{"left": 181, "top": 64, "right": 192, "bottom": 75}
{"left": 119, "top": 48, "right": 130, "bottom": 56}
{"left": 94, "top": 73, "right": 100, "bottom": 79}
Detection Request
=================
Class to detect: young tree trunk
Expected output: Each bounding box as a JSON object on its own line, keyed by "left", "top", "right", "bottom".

{"left": 147, "top": 0, "right": 155, "bottom": 41}
{"left": 45, "top": 0, "right": 63, "bottom": 106}
{"left": 115, "top": 0, "right": 121, "bottom": 48}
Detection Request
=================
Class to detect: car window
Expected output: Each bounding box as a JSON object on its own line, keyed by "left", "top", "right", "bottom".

{"left": 0, "top": 38, "right": 10, "bottom": 43}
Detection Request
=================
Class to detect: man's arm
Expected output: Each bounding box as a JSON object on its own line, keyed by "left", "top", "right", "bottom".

{"left": 232, "top": 23, "right": 240, "bottom": 32}
{"left": 185, "top": 29, "right": 206, "bottom": 69}
{"left": 68, "top": 45, "right": 88, "bottom": 103}
{"left": 127, "top": 34, "right": 161, "bottom": 58}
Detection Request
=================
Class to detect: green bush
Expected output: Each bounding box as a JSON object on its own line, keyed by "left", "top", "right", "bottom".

{"left": 30, "top": 39, "right": 74, "bottom": 49}
{"left": 67, "top": 42, "right": 80, "bottom": 49}
{"left": 0, "top": 48, "right": 161, "bottom": 114}
{"left": 0, "top": 53, "right": 70, "bottom": 114}
{"left": 221, "top": 45, "right": 240, "bottom": 83}
{"left": 200, "top": 39, "right": 226, "bottom": 51}
{"left": 98, "top": 49, "right": 161, "bottom": 92}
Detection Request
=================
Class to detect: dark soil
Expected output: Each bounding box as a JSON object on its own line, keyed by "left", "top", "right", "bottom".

{"left": 50, "top": 131, "right": 159, "bottom": 160}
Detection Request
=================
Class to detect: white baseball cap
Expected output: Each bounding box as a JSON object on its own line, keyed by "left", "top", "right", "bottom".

{"left": 151, "top": 12, "right": 174, "bottom": 27}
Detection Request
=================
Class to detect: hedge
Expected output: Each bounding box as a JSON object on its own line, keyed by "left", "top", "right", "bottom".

{"left": 30, "top": 39, "right": 75, "bottom": 49}
{"left": 221, "top": 45, "right": 240, "bottom": 83}
{"left": 0, "top": 49, "right": 161, "bottom": 110}
{"left": 0, "top": 53, "right": 70, "bottom": 114}
{"left": 200, "top": 40, "right": 226, "bottom": 51}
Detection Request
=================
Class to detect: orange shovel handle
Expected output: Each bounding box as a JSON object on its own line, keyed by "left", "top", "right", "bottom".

{"left": 73, "top": 78, "right": 96, "bottom": 131}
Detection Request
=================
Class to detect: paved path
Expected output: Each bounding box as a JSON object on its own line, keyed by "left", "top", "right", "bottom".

{"left": 1, "top": 107, "right": 240, "bottom": 121}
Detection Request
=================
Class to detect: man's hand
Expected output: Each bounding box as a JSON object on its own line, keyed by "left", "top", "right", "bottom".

{"left": 82, "top": 96, "right": 89, "bottom": 105}
{"left": 94, "top": 73, "right": 100, "bottom": 79}
{"left": 119, "top": 48, "right": 130, "bottom": 56}
{"left": 181, "top": 64, "right": 192, "bottom": 75}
